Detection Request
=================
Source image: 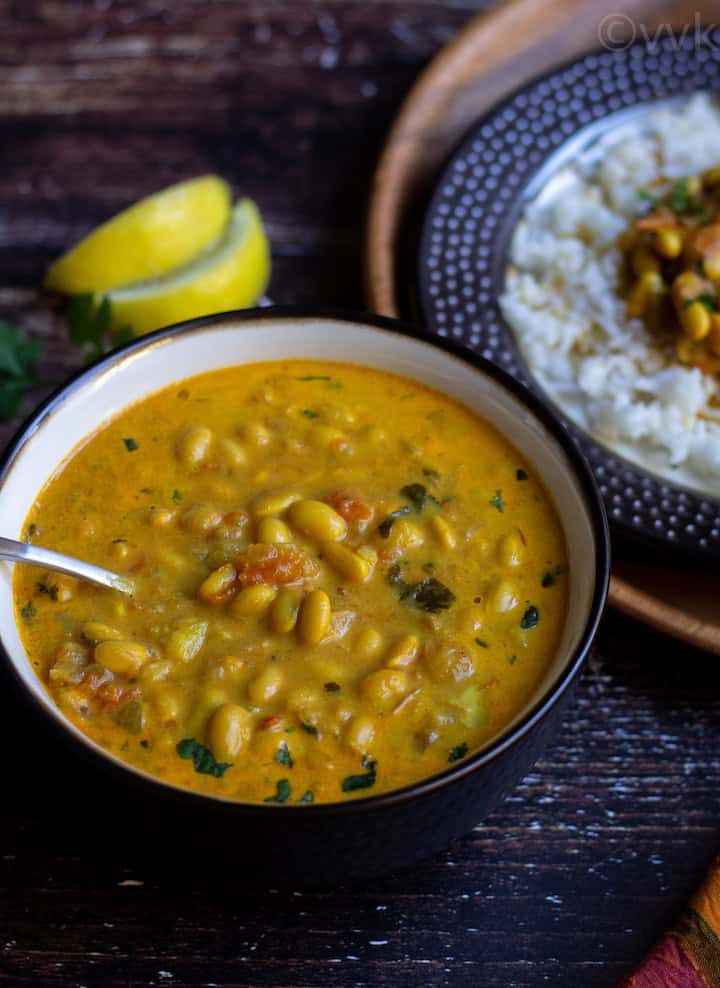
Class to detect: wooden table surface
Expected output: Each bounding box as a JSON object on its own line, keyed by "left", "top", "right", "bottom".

{"left": 2, "top": 3, "right": 720, "bottom": 986}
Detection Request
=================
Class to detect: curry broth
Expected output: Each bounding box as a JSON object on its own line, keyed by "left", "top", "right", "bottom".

{"left": 14, "top": 360, "right": 568, "bottom": 803}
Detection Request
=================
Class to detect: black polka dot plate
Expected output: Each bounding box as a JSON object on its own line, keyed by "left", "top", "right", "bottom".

{"left": 418, "top": 35, "right": 720, "bottom": 562}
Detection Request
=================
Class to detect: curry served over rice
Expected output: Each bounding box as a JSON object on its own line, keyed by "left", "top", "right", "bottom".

{"left": 14, "top": 361, "right": 567, "bottom": 803}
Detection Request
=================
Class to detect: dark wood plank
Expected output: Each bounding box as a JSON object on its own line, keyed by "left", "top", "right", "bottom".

{"left": 1, "top": 3, "right": 718, "bottom": 987}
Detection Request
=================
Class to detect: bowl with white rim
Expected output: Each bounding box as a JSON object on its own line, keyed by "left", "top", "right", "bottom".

{"left": 0, "top": 307, "right": 609, "bottom": 883}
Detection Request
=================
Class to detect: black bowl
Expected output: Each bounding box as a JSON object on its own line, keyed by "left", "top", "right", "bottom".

{"left": 0, "top": 307, "right": 610, "bottom": 883}
{"left": 418, "top": 36, "right": 720, "bottom": 563}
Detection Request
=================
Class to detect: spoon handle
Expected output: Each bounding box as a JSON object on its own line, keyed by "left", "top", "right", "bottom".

{"left": 0, "top": 537, "right": 135, "bottom": 595}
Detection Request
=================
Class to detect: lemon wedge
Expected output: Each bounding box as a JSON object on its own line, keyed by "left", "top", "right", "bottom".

{"left": 45, "top": 175, "right": 231, "bottom": 294}
{"left": 106, "top": 198, "right": 270, "bottom": 336}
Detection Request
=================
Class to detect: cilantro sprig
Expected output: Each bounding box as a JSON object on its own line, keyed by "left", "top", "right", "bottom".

{"left": 637, "top": 179, "right": 704, "bottom": 216}
{"left": 67, "top": 294, "right": 133, "bottom": 363}
{"left": 0, "top": 321, "right": 42, "bottom": 419}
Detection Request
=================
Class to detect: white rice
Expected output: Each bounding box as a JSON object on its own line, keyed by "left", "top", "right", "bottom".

{"left": 499, "top": 93, "right": 720, "bottom": 496}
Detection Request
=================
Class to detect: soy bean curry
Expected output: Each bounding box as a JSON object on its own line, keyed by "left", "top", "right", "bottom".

{"left": 622, "top": 169, "right": 720, "bottom": 373}
{"left": 14, "top": 361, "right": 568, "bottom": 803}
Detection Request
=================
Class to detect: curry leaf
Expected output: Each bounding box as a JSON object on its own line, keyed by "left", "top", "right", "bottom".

{"left": 20, "top": 600, "right": 36, "bottom": 624}
{"left": 490, "top": 490, "right": 505, "bottom": 512}
{"left": 400, "top": 577, "right": 455, "bottom": 613}
{"left": 378, "top": 505, "right": 411, "bottom": 538}
{"left": 123, "top": 437, "right": 138, "bottom": 452}
{"left": 400, "top": 483, "right": 438, "bottom": 512}
{"left": 298, "top": 790, "right": 314, "bottom": 804}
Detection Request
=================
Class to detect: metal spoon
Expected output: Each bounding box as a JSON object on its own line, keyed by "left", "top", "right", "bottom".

{"left": 0, "top": 537, "right": 135, "bottom": 595}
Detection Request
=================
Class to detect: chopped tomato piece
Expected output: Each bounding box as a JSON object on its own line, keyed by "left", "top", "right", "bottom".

{"left": 684, "top": 222, "right": 720, "bottom": 263}
{"left": 322, "top": 490, "right": 373, "bottom": 523}
{"left": 78, "top": 668, "right": 140, "bottom": 710}
{"left": 258, "top": 714, "right": 284, "bottom": 731}
{"left": 235, "top": 544, "right": 318, "bottom": 588}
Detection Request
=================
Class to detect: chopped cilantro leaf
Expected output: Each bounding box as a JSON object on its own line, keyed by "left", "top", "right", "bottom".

{"left": 475, "top": 638, "right": 489, "bottom": 649}
{"left": 171, "top": 489, "right": 183, "bottom": 503}
{"left": 542, "top": 564, "right": 564, "bottom": 587}
{"left": 516, "top": 468, "right": 529, "bottom": 481}
{"left": 684, "top": 292, "right": 716, "bottom": 312}
{"left": 520, "top": 605, "right": 539, "bottom": 630}
{"left": 298, "top": 790, "right": 314, "bottom": 804}
{"left": 508, "top": 654, "right": 518, "bottom": 665}
{"left": 123, "top": 437, "right": 138, "bottom": 452}
{"left": 388, "top": 562, "right": 404, "bottom": 585}
{"left": 176, "top": 738, "right": 232, "bottom": 778}
{"left": 36, "top": 581, "right": 58, "bottom": 601}
{"left": 422, "top": 467, "right": 441, "bottom": 480}
{"left": 324, "top": 682, "right": 341, "bottom": 693}
{"left": 295, "top": 375, "right": 330, "bottom": 381}
{"left": 302, "top": 409, "right": 318, "bottom": 419}
{"left": 342, "top": 758, "right": 377, "bottom": 792}
{"left": 20, "top": 600, "right": 36, "bottom": 624}
{"left": 300, "top": 721, "right": 318, "bottom": 736}
{"left": 264, "top": 779, "right": 292, "bottom": 803}
{"left": 448, "top": 742, "right": 468, "bottom": 763}
{"left": 666, "top": 178, "right": 696, "bottom": 214}
{"left": 490, "top": 490, "right": 504, "bottom": 512}
{"left": 275, "top": 741, "right": 293, "bottom": 768}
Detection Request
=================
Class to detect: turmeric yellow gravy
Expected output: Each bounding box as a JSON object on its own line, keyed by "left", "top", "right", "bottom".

{"left": 14, "top": 361, "right": 568, "bottom": 804}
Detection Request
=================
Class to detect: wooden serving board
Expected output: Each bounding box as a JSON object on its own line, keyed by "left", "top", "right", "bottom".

{"left": 364, "top": 0, "right": 720, "bottom": 654}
